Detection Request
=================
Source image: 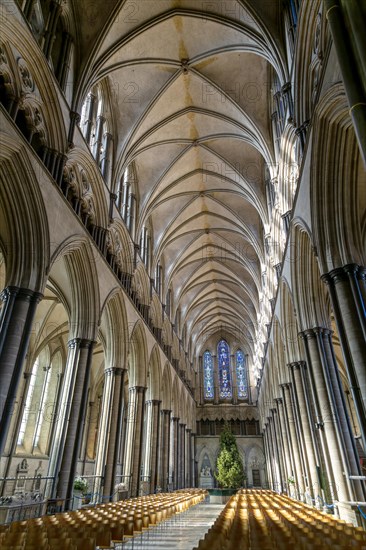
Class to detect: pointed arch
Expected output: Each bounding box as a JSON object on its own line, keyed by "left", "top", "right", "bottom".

{"left": 129, "top": 320, "right": 147, "bottom": 387}
{"left": 0, "top": 138, "right": 49, "bottom": 292}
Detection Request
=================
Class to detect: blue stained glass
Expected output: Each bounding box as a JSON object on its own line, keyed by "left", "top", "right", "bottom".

{"left": 218, "top": 340, "right": 232, "bottom": 399}
{"left": 203, "top": 351, "right": 214, "bottom": 399}
{"left": 236, "top": 350, "right": 248, "bottom": 399}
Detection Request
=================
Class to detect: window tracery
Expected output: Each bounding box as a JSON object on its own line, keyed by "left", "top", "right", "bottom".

{"left": 203, "top": 351, "right": 214, "bottom": 400}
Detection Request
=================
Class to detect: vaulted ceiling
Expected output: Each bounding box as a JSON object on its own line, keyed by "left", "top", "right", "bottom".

{"left": 74, "top": 0, "right": 286, "bottom": 358}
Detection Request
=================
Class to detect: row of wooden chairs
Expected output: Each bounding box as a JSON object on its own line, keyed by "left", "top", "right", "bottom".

{"left": 193, "top": 489, "right": 366, "bottom": 550}
{"left": 0, "top": 489, "right": 207, "bottom": 549}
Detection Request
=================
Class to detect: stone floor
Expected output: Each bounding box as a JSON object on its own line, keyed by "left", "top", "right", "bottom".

{"left": 115, "top": 500, "right": 225, "bottom": 549}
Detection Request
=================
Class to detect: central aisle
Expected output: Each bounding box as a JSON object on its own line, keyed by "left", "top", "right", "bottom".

{"left": 115, "top": 500, "right": 225, "bottom": 550}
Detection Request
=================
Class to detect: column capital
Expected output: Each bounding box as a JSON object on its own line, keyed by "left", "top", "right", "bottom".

{"left": 70, "top": 110, "right": 81, "bottom": 125}
{"left": 274, "top": 397, "right": 283, "bottom": 405}
{"left": 356, "top": 266, "right": 366, "bottom": 281}
{"left": 161, "top": 409, "right": 171, "bottom": 415}
{"left": 129, "top": 385, "right": 146, "bottom": 394}
{"left": 280, "top": 382, "right": 291, "bottom": 389}
{"left": 0, "top": 286, "right": 43, "bottom": 304}
{"left": 172, "top": 416, "right": 180, "bottom": 423}
{"left": 146, "top": 399, "right": 161, "bottom": 406}
{"left": 343, "top": 263, "right": 361, "bottom": 276}
{"left": 186, "top": 428, "right": 192, "bottom": 433}
{"left": 281, "top": 81, "right": 291, "bottom": 94}
{"left": 300, "top": 327, "right": 331, "bottom": 340}
{"left": 322, "top": 266, "right": 351, "bottom": 285}
{"left": 179, "top": 422, "right": 186, "bottom": 428}
{"left": 288, "top": 361, "right": 303, "bottom": 370}
{"left": 68, "top": 337, "right": 81, "bottom": 349}
{"left": 104, "top": 367, "right": 124, "bottom": 376}
{"left": 80, "top": 338, "right": 95, "bottom": 349}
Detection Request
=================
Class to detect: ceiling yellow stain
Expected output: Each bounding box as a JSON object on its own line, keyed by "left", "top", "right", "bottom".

{"left": 179, "top": 39, "right": 188, "bottom": 62}
{"left": 173, "top": 15, "right": 183, "bottom": 34}
{"left": 158, "top": 65, "right": 179, "bottom": 74}
{"left": 173, "top": 15, "right": 188, "bottom": 63}
{"left": 194, "top": 57, "right": 217, "bottom": 71}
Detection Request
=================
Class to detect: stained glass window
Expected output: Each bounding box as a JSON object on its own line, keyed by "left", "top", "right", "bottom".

{"left": 203, "top": 351, "right": 214, "bottom": 399}
{"left": 236, "top": 350, "right": 248, "bottom": 399}
{"left": 218, "top": 340, "right": 232, "bottom": 399}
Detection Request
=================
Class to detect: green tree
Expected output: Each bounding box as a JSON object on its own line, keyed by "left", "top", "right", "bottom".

{"left": 215, "top": 423, "right": 245, "bottom": 489}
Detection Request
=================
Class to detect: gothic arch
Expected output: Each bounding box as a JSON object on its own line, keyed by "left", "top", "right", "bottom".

{"left": 0, "top": 138, "right": 49, "bottom": 292}
{"left": 0, "top": 20, "right": 67, "bottom": 152}
{"left": 129, "top": 320, "right": 148, "bottom": 387}
{"left": 291, "top": 223, "right": 329, "bottom": 331}
{"left": 100, "top": 290, "right": 128, "bottom": 369}
{"left": 147, "top": 345, "right": 162, "bottom": 401}
{"left": 279, "top": 279, "right": 303, "bottom": 363}
{"left": 311, "top": 85, "right": 366, "bottom": 272}
{"left": 65, "top": 148, "right": 109, "bottom": 228}
{"left": 49, "top": 237, "right": 100, "bottom": 341}
{"left": 161, "top": 363, "right": 172, "bottom": 411}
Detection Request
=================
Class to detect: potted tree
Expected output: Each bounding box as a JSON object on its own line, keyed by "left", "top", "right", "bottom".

{"left": 73, "top": 476, "right": 88, "bottom": 510}
{"left": 210, "top": 423, "right": 245, "bottom": 503}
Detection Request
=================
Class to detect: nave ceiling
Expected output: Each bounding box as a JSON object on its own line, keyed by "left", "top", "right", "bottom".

{"left": 70, "top": 1, "right": 286, "bottom": 361}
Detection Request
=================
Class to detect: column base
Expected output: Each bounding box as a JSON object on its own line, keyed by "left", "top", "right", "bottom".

{"left": 336, "top": 501, "right": 366, "bottom": 528}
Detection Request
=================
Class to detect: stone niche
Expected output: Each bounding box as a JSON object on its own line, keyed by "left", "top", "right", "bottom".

{"left": 199, "top": 453, "right": 214, "bottom": 489}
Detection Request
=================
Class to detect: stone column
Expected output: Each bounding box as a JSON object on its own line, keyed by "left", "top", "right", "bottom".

{"left": 287, "top": 374, "right": 309, "bottom": 495}
{"left": 190, "top": 431, "right": 196, "bottom": 487}
{"left": 83, "top": 93, "right": 96, "bottom": 144}
{"left": 93, "top": 115, "right": 105, "bottom": 161}
{"left": 55, "top": 31, "right": 72, "bottom": 90}
{"left": 281, "top": 384, "right": 306, "bottom": 498}
{"left": 322, "top": 266, "right": 366, "bottom": 450}
{"left": 94, "top": 368, "right": 114, "bottom": 501}
{"left": 103, "top": 368, "right": 125, "bottom": 501}
{"left": 123, "top": 386, "right": 146, "bottom": 497}
{"left": 263, "top": 425, "right": 273, "bottom": 490}
{"left": 0, "top": 287, "right": 42, "bottom": 455}
{"left": 290, "top": 362, "right": 320, "bottom": 500}
{"left": 23, "top": 0, "right": 37, "bottom": 19}
{"left": 145, "top": 400, "right": 161, "bottom": 494}
{"left": 42, "top": 0, "right": 62, "bottom": 60}
{"left": 169, "top": 417, "right": 179, "bottom": 489}
{"left": 55, "top": 339, "right": 94, "bottom": 507}
{"left": 322, "top": 331, "right": 365, "bottom": 501}
{"left": 101, "top": 132, "right": 113, "bottom": 183}
{"left": 267, "top": 416, "right": 281, "bottom": 491}
{"left": 186, "top": 428, "right": 192, "bottom": 487}
{"left": 80, "top": 399, "right": 93, "bottom": 472}
{"left": 301, "top": 329, "right": 350, "bottom": 502}
{"left": 270, "top": 409, "right": 284, "bottom": 492}
{"left": 274, "top": 398, "right": 293, "bottom": 490}
{"left": 179, "top": 423, "right": 186, "bottom": 489}
{"left": 324, "top": 0, "right": 366, "bottom": 164}
{"left": 157, "top": 409, "right": 171, "bottom": 491}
